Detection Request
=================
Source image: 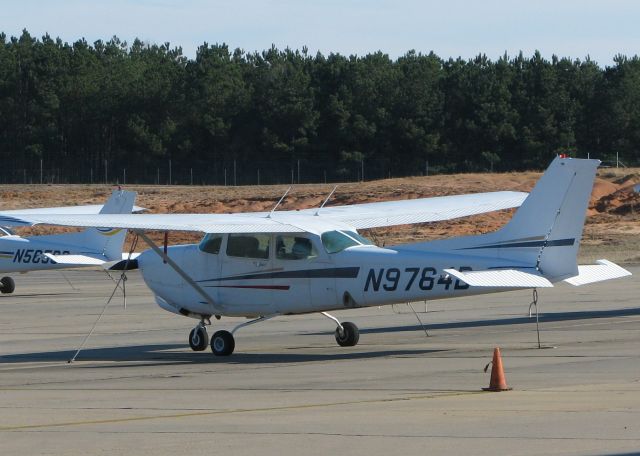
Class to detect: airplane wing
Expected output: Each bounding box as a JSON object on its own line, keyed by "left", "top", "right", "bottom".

{"left": 0, "top": 190, "right": 527, "bottom": 234}
{"left": 1, "top": 204, "right": 145, "bottom": 215}
{"left": 291, "top": 191, "right": 527, "bottom": 229}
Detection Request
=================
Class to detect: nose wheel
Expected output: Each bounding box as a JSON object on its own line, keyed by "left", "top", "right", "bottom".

{"left": 188, "top": 325, "right": 208, "bottom": 351}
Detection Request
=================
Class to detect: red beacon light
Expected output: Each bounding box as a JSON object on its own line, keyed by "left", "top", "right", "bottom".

{"left": 559, "top": 153, "right": 569, "bottom": 158}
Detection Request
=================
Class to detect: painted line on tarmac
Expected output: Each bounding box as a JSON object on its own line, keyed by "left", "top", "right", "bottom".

{"left": 0, "top": 390, "right": 482, "bottom": 431}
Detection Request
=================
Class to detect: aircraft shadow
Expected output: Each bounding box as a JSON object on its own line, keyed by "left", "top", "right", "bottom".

{"left": 355, "top": 306, "right": 640, "bottom": 335}
{"left": 2, "top": 292, "right": 80, "bottom": 298}
{"left": 0, "top": 344, "right": 445, "bottom": 365}
{"left": 3, "top": 307, "right": 637, "bottom": 365}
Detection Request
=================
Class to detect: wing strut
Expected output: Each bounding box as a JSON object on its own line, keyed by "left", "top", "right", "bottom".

{"left": 134, "top": 230, "right": 223, "bottom": 313}
{"left": 268, "top": 186, "right": 291, "bottom": 218}
{"left": 315, "top": 186, "right": 338, "bottom": 216}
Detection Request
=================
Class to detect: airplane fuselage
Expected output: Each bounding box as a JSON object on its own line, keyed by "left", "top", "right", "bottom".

{"left": 0, "top": 235, "right": 85, "bottom": 273}
{"left": 139, "top": 234, "right": 527, "bottom": 319}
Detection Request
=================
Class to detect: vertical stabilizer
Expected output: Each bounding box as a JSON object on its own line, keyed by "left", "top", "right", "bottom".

{"left": 407, "top": 157, "right": 600, "bottom": 282}
{"left": 496, "top": 157, "right": 599, "bottom": 280}
{"left": 59, "top": 190, "right": 136, "bottom": 260}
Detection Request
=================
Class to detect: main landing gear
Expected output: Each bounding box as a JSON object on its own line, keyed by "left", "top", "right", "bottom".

{"left": 211, "top": 330, "right": 235, "bottom": 356}
{"left": 1, "top": 276, "right": 15, "bottom": 294}
{"left": 322, "top": 312, "right": 360, "bottom": 347}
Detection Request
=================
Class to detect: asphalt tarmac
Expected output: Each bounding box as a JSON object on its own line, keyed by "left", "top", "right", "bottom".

{"left": 1, "top": 268, "right": 639, "bottom": 455}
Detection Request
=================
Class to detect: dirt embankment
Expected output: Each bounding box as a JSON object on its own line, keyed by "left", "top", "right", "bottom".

{"left": 2, "top": 167, "right": 639, "bottom": 263}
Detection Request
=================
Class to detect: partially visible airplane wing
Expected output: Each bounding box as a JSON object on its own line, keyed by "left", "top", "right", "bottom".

{"left": 0, "top": 190, "right": 527, "bottom": 234}
{"left": 292, "top": 191, "right": 527, "bottom": 229}
{"left": 1, "top": 204, "right": 145, "bottom": 215}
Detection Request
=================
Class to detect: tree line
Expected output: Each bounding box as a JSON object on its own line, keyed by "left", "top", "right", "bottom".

{"left": 1, "top": 30, "right": 639, "bottom": 185}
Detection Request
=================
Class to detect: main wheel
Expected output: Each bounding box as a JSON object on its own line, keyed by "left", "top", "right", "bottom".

{"left": 188, "top": 326, "right": 208, "bottom": 351}
{"left": 211, "top": 330, "right": 235, "bottom": 356}
{"left": 1, "top": 276, "right": 15, "bottom": 294}
{"left": 335, "top": 321, "right": 359, "bottom": 347}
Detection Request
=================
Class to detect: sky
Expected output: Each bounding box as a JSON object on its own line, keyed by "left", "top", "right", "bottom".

{"left": 2, "top": 0, "right": 639, "bottom": 66}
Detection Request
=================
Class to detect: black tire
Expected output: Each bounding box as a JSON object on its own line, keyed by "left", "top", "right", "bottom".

{"left": 1, "top": 276, "right": 15, "bottom": 294}
{"left": 211, "top": 330, "right": 235, "bottom": 356}
{"left": 335, "top": 321, "right": 359, "bottom": 347}
{"left": 188, "top": 327, "right": 208, "bottom": 351}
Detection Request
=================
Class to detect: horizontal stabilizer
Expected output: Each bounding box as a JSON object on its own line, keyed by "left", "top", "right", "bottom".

{"left": 44, "top": 252, "right": 140, "bottom": 269}
{"left": 108, "top": 258, "right": 139, "bottom": 271}
{"left": 44, "top": 253, "right": 108, "bottom": 266}
{"left": 563, "top": 259, "right": 632, "bottom": 286}
{"left": 443, "top": 268, "right": 553, "bottom": 288}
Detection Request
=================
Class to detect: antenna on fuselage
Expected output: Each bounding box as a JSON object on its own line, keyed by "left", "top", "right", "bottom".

{"left": 268, "top": 186, "right": 291, "bottom": 218}
{"left": 315, "top": 185, "right": 338, "bottom": 216}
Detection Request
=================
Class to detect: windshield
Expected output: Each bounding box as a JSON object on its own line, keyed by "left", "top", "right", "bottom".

{"left": 321, "top": 230, "right": 373, "bottom": 254}
{"left": 0, "top": 226, "right": 15, "bottom": 237}
{"left": 198, "top": 234, "right": 222, "bottom": 254}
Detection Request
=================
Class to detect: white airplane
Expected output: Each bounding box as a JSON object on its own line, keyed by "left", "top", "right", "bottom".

{"left": 0, "top": 157, "right": 630, "bottom": 356}
{"left": 0, "top": 190, "right": 137, "bottom": 293}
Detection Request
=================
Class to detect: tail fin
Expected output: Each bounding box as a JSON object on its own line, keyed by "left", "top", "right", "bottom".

{"left": 79, "top": 190, "right": 136, "bottom": 260}
{"left": 43, "top": 190, "right": 137, "bottom": 260}
{"left": 493, "top": 157, "right": 599, "bottom": 279}
{"left": 419, "top": 157, "right": 600, "bottom": 281}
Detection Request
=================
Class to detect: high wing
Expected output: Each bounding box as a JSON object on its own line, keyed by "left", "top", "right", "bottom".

{"left": 1, "top": 204, "right": 145, "bottom": 215}
{"left": 0, "top": 190, "right": 526, "bottom": 234}
{"left": 283, "top": 191, "right": 527, "bottom": 229}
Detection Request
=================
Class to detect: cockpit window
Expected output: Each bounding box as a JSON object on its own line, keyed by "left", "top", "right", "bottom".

{"left": 276, "top": 235, "right": 318, "bottom": 260}
{"left": 343, "top": 230, "right": 373, "bottom": 246}
{"left": 226, "top": 234, "right": 270, "bottom": 259}
{"left": 199, "top": 233, "right": 223, "bottom": 254}
{"left": 0, "top": 227, "right": 15, "bottom": 237}
{"left": 321, "top": 230, "right": 372, "bottom": 254}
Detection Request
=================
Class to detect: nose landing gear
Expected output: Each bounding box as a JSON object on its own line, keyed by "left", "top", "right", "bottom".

{"left": 188, "top": 319, "right": 209, "bottom": 351}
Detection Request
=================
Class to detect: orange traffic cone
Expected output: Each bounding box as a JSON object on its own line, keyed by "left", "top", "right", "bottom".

{"left": 483, "top": 347, "right": 512, "bottom": 391}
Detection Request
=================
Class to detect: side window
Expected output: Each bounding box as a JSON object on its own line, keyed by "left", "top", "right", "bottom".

{"left": 226, "top": 234, "right": 270, "bottom": 259}
{"left": 276, "top": 235, "right": 317, "bottom": 260}
{"left": 198, "top": 234, "right": 223, "bottom": 254}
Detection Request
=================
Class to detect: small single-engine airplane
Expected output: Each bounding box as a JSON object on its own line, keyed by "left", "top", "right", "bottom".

{"left": 0, "top": 190, "right": 137, "bottom": 293}
{"left": 0, "top": 157, "right": 630, "bottom": 356}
